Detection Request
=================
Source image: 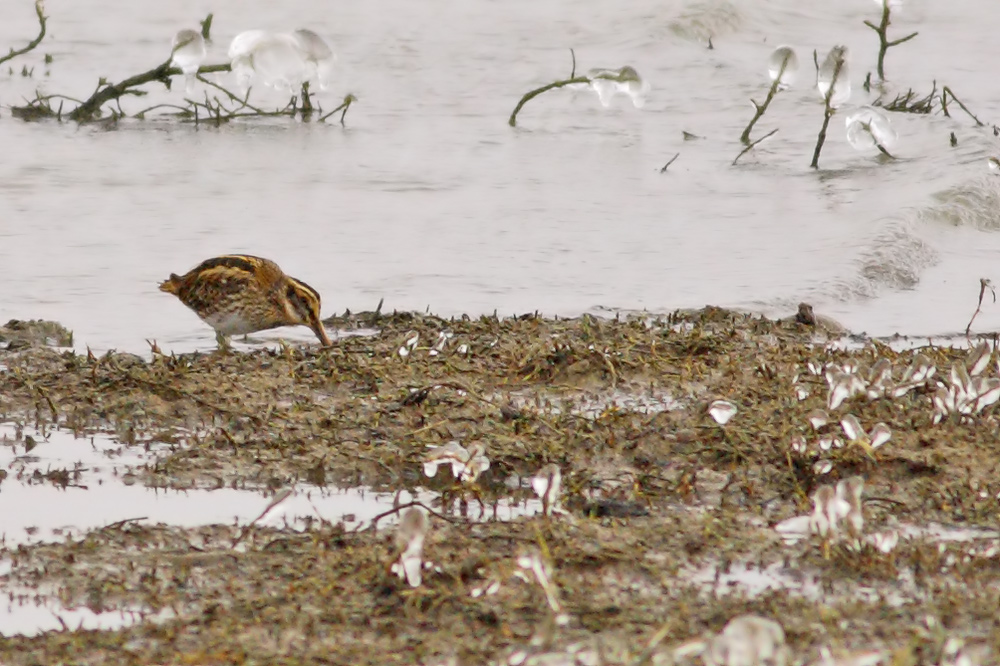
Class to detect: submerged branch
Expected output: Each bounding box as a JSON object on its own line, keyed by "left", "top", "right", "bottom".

{"left": 739, "top": 52, "right": 793, "bottom": 145}
{"left": 508, "top": 76, "right": 592, "bottom": 127}
{"left": 732, "top": 128, "right": 778, "bottom": 166}
{"left": 319, "top": 94, "right": 357, "bottom": 124}
{"left": 69, "top": 60, "right": 231, "bottom": 121}
{"left": 941, "top": 86, "right": 985, "bottom": 127}
{"left": 810, "top": 52, "right": 844, "bottom": 169}
{"left": 509, "top": 49, "right": 591, "bottom": 127}
{"left": 0, "top": 0, "right": 47, "bottom": 69}
{"left": 659, "top": 153, "right": 680, "bottom": 173}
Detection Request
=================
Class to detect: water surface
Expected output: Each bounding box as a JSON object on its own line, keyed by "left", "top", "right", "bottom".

{"left": 1, "top": 0, "right": 1000, "bottom": 352}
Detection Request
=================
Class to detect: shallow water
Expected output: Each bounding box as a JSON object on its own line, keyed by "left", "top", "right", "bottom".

{"left": 0, "top": 424, "right": 543, "bottom": 546}
{"left": 1, "top": 1, "right": 1000, "bottom": 353}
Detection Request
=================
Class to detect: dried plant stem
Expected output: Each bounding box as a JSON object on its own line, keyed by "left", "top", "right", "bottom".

{"left": 319, "top": 94, "right": 357, "bottom": 124}
{"left": 941, "top": 86, "right": 985, "bottom": 127}
{"left": 965, "top": 278, "right": 995, "bottom": 337}
{"left": 659, "top": 153, "right": 680, "bottom": 173}
{"left": 810, "top": 53, "right": 844, "bottom": 170}
{"left": 231, "top": 489, "right": 293, "bottom": 547}
{"left": 0, "top": 0, "right": 46, "bottom": 69}
{"left": 732, "top": 128, "right": 778, "bottom": 166}
{"left": 863, "top": 2, "right": 918, "bottom": 82}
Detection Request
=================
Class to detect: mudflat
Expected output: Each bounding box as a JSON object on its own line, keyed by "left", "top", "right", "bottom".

{"left": 1, "top": 308, "right": 997, "bottom": 664}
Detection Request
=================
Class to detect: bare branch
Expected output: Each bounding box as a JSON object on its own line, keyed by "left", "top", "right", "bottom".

{"left": 318, "top": 94, "right": 357, "bottom": 124}
{"left": 508, "top": 76, "right": 591, "bottom": 127}
{"left": 659, "top": 153, "right": 680, "bottom": 173}
{"left": 0, "top": 0, "right": 47, "bottom": 68}
{"left": 733, "top": 128, "right": 778, "bottom": 166}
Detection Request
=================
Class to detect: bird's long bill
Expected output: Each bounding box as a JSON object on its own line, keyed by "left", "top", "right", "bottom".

{"left": 310, "top": 314, "right": 332, "bottom": 347}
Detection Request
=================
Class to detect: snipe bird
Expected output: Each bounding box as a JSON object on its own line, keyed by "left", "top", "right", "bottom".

{"left": 159, "top": 254, "right": 332, "bottom": 347}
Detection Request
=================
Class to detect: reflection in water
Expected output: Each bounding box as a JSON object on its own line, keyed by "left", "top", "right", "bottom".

{"left": 0, "top": 424, "right": 541, "bottom": 546}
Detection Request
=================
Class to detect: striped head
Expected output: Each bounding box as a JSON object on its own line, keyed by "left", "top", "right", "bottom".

{"left": 281, "top": 277, "right": 332, "bottom": 346}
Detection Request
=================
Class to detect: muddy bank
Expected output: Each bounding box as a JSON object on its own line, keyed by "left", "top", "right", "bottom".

{"left": 1, "top": 308, "right": 998, "bottom": 664}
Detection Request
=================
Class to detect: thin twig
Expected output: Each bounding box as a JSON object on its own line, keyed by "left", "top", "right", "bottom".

{"left": 318, "top": 93, "right": 357, "bottom": 124}
{"left": 659, "top": 153, "right": 680, "bottom": 173}
{"left": 0, "top": 0, "right": 46, "bottom": 69}
{"left": 733, "top": 128, "right": 778, "bottom": 166}
{"left": 231, "top": 489, "right": 293, "bottom": 547}
{"left": 359, "top": 500, "right": 456, "bottom": 533}
{"left": 941, "top": 86, "right": 985, "bottom": 127}
{"left": 965, "top": 278, "right": 995, "bottom": 337}
{"left": 195, "top": 74, "right": 266, "bottom": 113}
{"left": 103, "top": 516, "right": 147, "bottom": 530}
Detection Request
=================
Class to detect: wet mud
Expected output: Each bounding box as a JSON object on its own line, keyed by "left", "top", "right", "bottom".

{"left": 1, "top": 308, "right": 998, "bottom": 664}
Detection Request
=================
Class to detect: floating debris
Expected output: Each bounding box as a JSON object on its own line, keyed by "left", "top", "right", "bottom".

{"left": 708, "top": 399, "right": 738, "bottom": 425}
{"left": 391, "top": 508, "right": 428, "bottom": 588}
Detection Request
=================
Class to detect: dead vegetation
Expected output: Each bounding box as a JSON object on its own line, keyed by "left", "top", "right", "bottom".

{"left": 2, "top": 308, "right": 1000, "bottom": 664}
